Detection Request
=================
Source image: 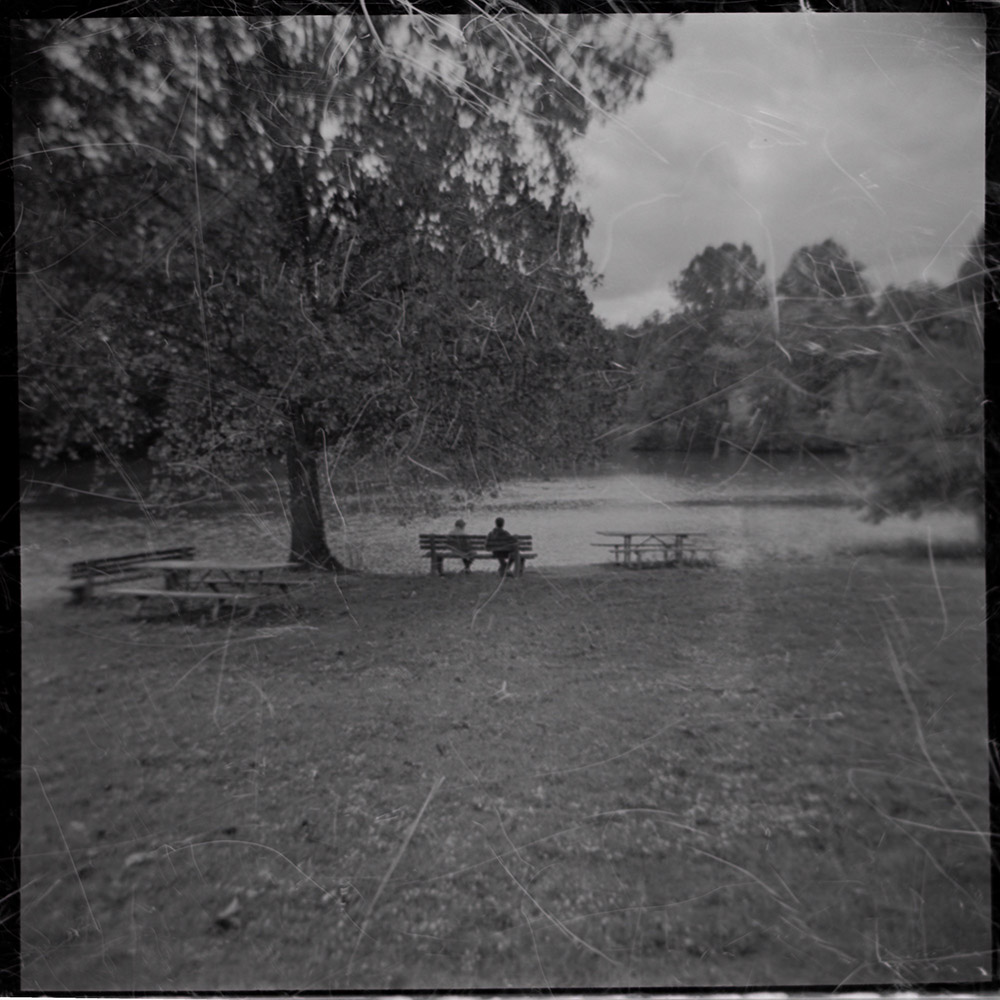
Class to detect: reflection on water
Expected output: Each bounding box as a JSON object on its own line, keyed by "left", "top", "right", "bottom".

{"left": 20, "top": 451, "right": 980, "bottom": 577}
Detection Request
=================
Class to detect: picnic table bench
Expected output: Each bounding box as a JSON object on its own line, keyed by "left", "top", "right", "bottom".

{"left": 419, "top": 534, "right": 536, "bottom": 576}
{"left": 593, "top": 531, "right": 718, "bottom": 569}
{"left": 103, "top": 560, "right": 310, "bottom": 620}
{"left": 104, "top": 587, "right": 277, "bottom": 621}
{"left": 62, "top": 546, "right": 196, "bottom": 603}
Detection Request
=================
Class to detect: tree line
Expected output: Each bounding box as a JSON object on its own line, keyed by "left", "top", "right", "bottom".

{"left": 610, "top": 232, "right": 984, "bottom": 533}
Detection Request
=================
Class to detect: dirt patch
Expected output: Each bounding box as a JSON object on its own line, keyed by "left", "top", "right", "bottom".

{"left": 20, "top": 551, "right": 989, "bottom": 990}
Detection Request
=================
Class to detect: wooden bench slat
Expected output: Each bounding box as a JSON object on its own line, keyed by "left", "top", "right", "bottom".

{"left": 70, "top": 547, "right": 195, "bottom": 577}
{"left": 106, "top": 587, "right": 260, "bottom": 601}
{"left": 70, "top": 552, "right": 193, "bottom": 572}
{"left": 418, "top": 535, "right": 533, "bottom": 543}
{"left": 105, "top": 586, "right": 276, "bottom": 621}
{"left": 61, "top": 568, "right": 166, "bottom": 589}
{"left": 420, "top": 552, "right": 538, "bottom": 559}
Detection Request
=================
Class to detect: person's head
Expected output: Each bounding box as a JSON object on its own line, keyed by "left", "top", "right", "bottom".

{"left": 495, "top": 517, "right": 505, "bottom": 528}
{"left": 455, "top": 519, "right": 465, "bottom": 529}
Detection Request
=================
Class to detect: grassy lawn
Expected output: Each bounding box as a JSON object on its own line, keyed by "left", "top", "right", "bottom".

{"left": 21, "top": 554, "right": 989, "bottom": 990}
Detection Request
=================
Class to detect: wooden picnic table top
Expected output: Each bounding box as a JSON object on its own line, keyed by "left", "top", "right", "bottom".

{"left": 140, "top": 559, "right": 298, "bottom": 573}
{"left": 594, "top": 530, "right": 709, "bottom": 539}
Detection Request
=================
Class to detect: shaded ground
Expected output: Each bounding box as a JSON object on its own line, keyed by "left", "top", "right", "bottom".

{"left": 20, "top": 552, "right": 989, "bottom": 990}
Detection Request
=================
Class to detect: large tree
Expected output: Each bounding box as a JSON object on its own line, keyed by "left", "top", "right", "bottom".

{"left": 15, "top": 13, "right": 674, "bottom": 566}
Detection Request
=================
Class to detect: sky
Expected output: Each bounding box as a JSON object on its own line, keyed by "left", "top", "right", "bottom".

{"left": 570, "top": 12, "right": 985, "bottom": 327}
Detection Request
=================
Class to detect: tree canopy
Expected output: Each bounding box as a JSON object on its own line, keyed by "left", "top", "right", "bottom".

{"left": 15, "top": 13, "right": 675, "bottom": 567}
{"left": 671, "top": 242, "right": 769, "bottom": 318}
{"left": 775, "top": 238, "right": 871, "bottom": 310}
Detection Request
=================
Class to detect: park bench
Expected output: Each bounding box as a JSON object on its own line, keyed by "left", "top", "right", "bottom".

{"left": 419, "top": 534, "right": 536, "bottom": 576}
{"left": 62, "top": 546, "right": 196, "bottom": 603}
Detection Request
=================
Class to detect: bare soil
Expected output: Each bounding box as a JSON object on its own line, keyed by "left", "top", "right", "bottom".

{"left": 20, "top": 546, "right": 989, "bottom": 990}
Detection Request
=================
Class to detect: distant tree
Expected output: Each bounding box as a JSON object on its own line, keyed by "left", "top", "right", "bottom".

{"left": 824, "top": 236, "right": 984, "bottom": 537}
{"left": 953, "top": 223, "right": 985, "bottom": 319}
{"left": 672, "top": 242, "right": 769, "bottom": 318}
{"left": 613, "top": 243, "right": 768, "bottom": 451}
{"left": 15, "top": 14, "right": 674, "bottom": 567}
{"left": 618, "top": 310, "right": 740, "bottom": 452}
{"left": 777, "top": 238, "right": 871, "bottom": 311}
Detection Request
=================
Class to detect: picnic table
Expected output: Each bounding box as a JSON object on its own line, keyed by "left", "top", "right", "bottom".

{"left": 592, "top": 530, "right": 717, "bottom": 569}
{"left": 104, "top": 559, "right": 308, "bottom": 619}
{"left": 136, "top": 559, "right": 301, "bottom": 592}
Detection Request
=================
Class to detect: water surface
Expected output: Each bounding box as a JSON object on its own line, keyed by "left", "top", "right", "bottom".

{"left": 20, "top": 451, "right": 979, "bottom": 583}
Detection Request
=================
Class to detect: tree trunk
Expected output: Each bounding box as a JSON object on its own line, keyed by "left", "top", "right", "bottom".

{"left": 286, "top": 407, "right": 347, "bottom": 571}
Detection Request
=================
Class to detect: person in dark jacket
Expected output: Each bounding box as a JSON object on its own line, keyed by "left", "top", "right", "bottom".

{"left": 486, "top": 516, "right": 518, "bottom": 577}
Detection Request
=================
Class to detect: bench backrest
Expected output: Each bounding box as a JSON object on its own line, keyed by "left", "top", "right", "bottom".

{"left": 70, "top": 546, "right": 196, "bottom": 579}
{"left": 419, "top": 534, "right": 533, "bottom": 552}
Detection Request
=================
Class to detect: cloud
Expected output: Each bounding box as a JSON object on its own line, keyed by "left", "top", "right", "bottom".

{"left": 575, "top": 12, "right": 985, "bottom": 326}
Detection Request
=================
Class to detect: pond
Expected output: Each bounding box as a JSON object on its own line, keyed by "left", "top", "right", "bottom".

{"left": 332, "top": 449, "right": 978, "bottom": 574}
{"left": 20, "top": 449, "right": 980, "bottom": 584}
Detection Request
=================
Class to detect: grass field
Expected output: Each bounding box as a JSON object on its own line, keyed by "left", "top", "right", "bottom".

{"left": 20, "top": 534, "right": 989, "bottom": 990}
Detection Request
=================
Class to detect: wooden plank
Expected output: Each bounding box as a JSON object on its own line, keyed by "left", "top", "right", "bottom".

{"left": 64, "top": 568, "right": 161, "bottom": 588}
{"left": 421, "top": 552, "right": 537, "bottom": 560}
{"left": 418, "top": 534, "right": 532, "bottom": 539}
{"left": 419, "top": 548, "right": 536, "bottom": 555}
{"left": 105, "top": 587, "right": 270, "bottom": 621}
{"left": 139, "top": 560, "right": 296, "bottom": 573}
{"left": 419, "top": 535, "right": 532, "bottom": 546}
{"left": 70, "top": 547, "right": 195, "bottom": 576}
{"left": 595, "top": 531, "right": 708, "bottom": 536}
{"left": 106, "top": 587, "right": 258, "bottom": 601}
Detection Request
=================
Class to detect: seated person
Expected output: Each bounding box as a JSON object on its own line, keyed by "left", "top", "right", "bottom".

{"left": 486, "top": 516, "right": 519, "bottom": 576}
{"left": 447, "top": 518, "right": 474, "bottom": 574}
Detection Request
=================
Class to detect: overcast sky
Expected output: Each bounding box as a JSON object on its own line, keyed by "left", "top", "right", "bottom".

{"left": 571, "top": 12, "right": 985, "bottom": 327}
